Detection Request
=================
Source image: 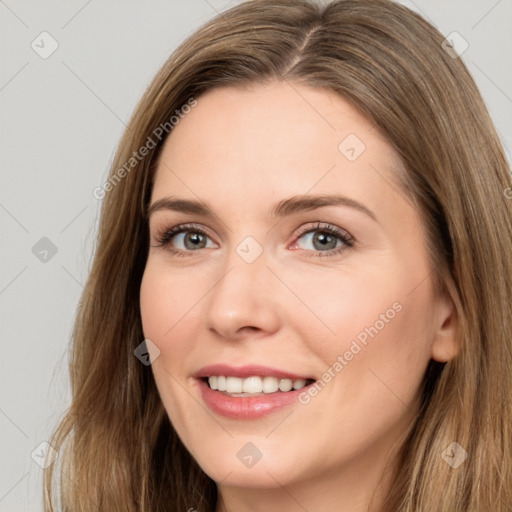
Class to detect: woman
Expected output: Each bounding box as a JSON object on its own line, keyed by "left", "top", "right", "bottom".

{"left": 44, "top": 0, "right": 512, "bottom": 510}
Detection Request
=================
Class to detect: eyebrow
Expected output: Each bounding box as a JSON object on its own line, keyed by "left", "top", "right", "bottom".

{"left": 147, "top": 194, "right": 378, "bottom": 223}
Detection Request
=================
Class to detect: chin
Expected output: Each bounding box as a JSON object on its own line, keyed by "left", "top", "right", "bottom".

{"left": 183, "top": 435, "right": 308, "bottom": 488}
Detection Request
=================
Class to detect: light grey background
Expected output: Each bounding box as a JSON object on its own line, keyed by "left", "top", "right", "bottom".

{"left": 1, "top": 1, "right": 511, "bottom": 510}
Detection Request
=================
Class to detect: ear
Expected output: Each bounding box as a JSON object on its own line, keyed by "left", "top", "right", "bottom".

{"left": 431, "top": 290, "right": 460, "bottom": 362}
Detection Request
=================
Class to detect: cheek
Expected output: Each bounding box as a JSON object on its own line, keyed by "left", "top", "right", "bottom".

{"left": 139, "top": 262, "right": 202, "bottom": 426}
{"left": 282, "top": 264, "right": 405, "bottom": 364}
{"left": 139, "top": 268, "right": 163, "bottom": 340}
{"left": 293, "top": 261, "right": 435, "bottom": 400}
{"left": 139, "top": 261, "right": 199, "bottom": 367}
{"left": 320, "top": 281, "right": 435, "bottom": 414}
{"left": 140, "top": 264, "right": 173, "bottom": 353}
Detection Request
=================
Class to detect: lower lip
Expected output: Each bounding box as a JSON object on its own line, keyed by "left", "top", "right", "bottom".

{"left": 196, "top": 378, "right": 311, "bottom": 419}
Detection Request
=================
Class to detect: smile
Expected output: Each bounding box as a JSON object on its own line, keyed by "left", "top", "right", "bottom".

{"left": 206, "top": 375, "right": 314, "bottom": 395}
{"left": 194, "top": 364, "right": 317, "bottom": 419}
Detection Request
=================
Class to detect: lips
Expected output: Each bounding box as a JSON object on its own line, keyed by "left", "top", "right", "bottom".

{"left": 193, "top": 364, "right": 317, "bottom": 419}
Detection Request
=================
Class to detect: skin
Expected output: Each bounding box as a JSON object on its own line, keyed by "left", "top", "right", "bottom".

{"left": 139, "top": 80, "right": 459, "bottom": 512}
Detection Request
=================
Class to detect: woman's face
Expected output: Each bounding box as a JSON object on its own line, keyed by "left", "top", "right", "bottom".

{"left": 140, "top": 81, "right": 457, "bottom": 500}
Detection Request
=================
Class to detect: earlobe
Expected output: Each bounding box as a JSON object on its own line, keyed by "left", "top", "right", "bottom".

{"left": 431, "top": 291, "right": 460, "bottom": 363}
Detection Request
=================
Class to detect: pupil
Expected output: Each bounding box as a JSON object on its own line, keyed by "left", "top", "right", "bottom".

{"left": 186, "top": 232, "right": 204, "bottom": 249}
{"left": 315, "top": 232, "right": 335, "bottom": 250}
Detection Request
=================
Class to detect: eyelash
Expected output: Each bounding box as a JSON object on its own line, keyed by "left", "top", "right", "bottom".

{"left": 153, "top": 222, "right": 355, "bottom": 258}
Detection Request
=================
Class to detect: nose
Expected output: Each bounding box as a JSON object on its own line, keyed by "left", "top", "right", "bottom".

{"left": 204, "top": 249, "right": 281, "bottom": 342}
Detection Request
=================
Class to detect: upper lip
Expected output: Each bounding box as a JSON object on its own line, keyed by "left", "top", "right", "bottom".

{"left": 194, "top": 364, "right": 315, "bottom": 381}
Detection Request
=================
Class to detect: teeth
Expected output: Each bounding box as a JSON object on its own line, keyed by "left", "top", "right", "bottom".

{"left": 242, "top": 376, "right": 262, "bottom": 393}
{"left": 226, "top": 376, "right": 243, "bottom": 393}
{"left": 292, "top": 379, "right": 306, "bottom": 390}
{"left": 262, "top": 376, "right": 278, "bottom": 393}
{"left": 207, "top": 375, "right": 310, "bottom": 394}
{"left": 217, "top": 376, "right": 226, "bottom": 391}
{"left": 278, "top": 379, "right": 293, "bottom": 392}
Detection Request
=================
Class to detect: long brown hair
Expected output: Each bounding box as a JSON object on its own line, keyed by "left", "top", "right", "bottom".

{"left": 44, "top": 0, "right": 512, "bottom": 510}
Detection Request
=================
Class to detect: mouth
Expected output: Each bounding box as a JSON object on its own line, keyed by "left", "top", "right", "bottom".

{"left": 202, "top": 375, "right": 316, "bottom": 397}
{"left": 194, "top": 364, "right": 317, "bottom": 419}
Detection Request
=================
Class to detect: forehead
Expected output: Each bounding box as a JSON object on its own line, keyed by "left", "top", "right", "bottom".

{"left": 151, "top": 81, "right": 408, "bottom": 220}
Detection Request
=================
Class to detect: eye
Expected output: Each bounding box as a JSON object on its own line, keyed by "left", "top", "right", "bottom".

{"left": 153, "top": 223, "right": 216, "bottom": 257}
{"left": 152, "top": 221, "right": 354, "bottom": 258}
{"left": 291, "top": 222, "right": 354, "bottom": 257}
